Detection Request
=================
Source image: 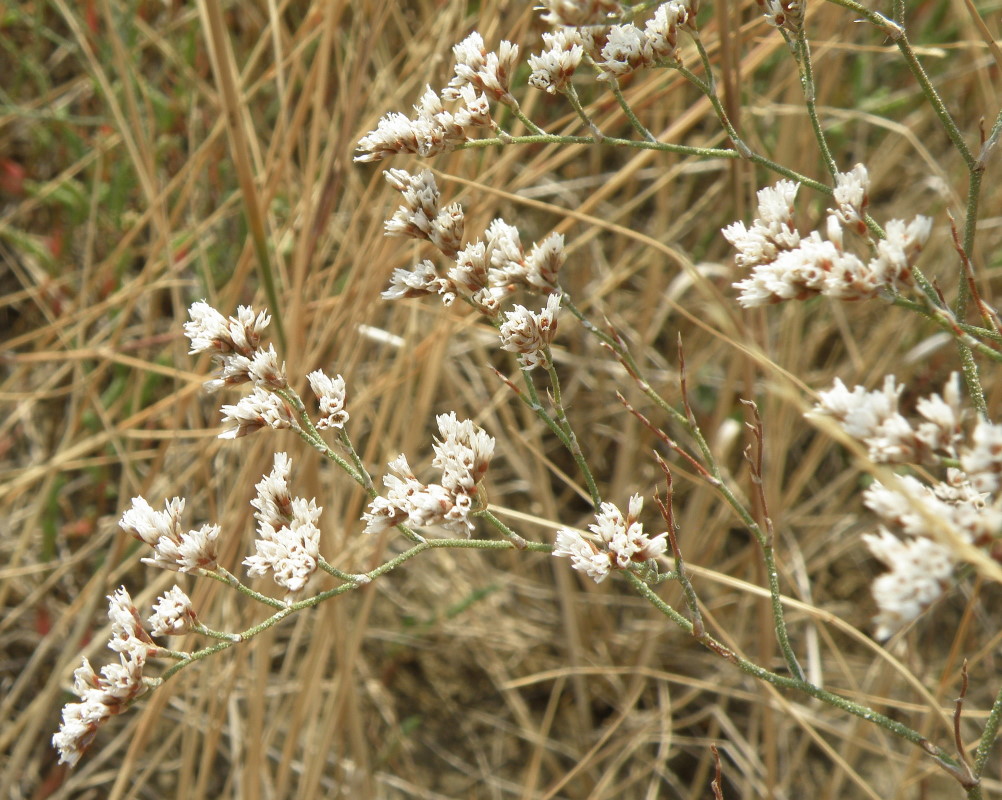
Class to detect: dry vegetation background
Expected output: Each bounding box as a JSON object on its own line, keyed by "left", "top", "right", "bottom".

{"left": 2, "top": 0, "right": 1001, "bottom": 798}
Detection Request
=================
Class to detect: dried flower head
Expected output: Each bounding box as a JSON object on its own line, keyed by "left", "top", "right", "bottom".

{"left": 725, "top": 175, "right": 931, "bottom": 307}
{"left": 218, "top": 386, "right": 297, "bottom": 439}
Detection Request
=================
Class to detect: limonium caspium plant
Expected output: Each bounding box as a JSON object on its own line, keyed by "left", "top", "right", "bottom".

{"left": 53, "top": 0, "right": 1002, "bottom": 795}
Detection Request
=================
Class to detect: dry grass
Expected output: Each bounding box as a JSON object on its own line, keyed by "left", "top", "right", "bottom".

{"left": 2, "top": 0, "right": 1001, "bottom": 798}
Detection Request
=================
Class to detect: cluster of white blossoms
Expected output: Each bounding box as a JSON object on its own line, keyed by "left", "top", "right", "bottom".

{"left": 724, "top": 165, "right": 933, "bottom": 307}
{"left": 363, "top": 413, "right": 495, "bottom": 537}
{"left": 358, "top": 1, "right": 701, "bottom": 157}
{"left": 120, "top": 496, "right": 220, "bottom": 573}
{"left": 185, "top": 301, "right": 348, "bottom": 439}
{"left": 245, "top": 453, "right": 323, "bottom": 598}
{"left": 811, "top": 373, "right": 963, "bottom": 464}
{"left": 498, "top": 294, "right": 562, "bottom": 370}
{"left": 355, "top": 33, "right": 508, "bottom": 163}
{"left": 53, "top": 586, "right": 196, "bottom": 766}
{"left": 595, "top": 2, "right": 694, "bottom": 79}
{"left": 811, "top": 374, "right": 1002, "bottom": 638}
{"left": 527, "top": 1, "right": 695, "bottom": 91}
{"left": 379, "top": 169, "right": 565, "bottom": 365}
{"left": 553, "top": 495, "right": 668, "bottom": 582}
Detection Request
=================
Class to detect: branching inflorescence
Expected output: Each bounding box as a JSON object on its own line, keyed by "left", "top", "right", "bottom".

{"left": 54, "top": 0, "right": 1002, "bottom": 794}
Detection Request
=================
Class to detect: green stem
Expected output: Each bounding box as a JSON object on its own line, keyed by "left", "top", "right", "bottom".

{"left": 793, "top": 31, "right": 838, "bottom": 178}
{"left": 974, "top": 685, "right": 1002, "bottom": 777}
{"left": 624, "top": 572, "right": 966, "bottom": 775}
{"left": 676, "top": 58, "right": 751, "bottom": 158}
{"left": 824, "top": 0, "right": 973, "bottom": 168}
{"left": 564, "top": 83, "right": 603, "bottom": 138}
{"left": 544, "top": 349, "right": 602, "bottom": 508}
{"left": 607, "top": 77, "right": 656, "bottom": 143}
{"left": 156, "top": 537, "right": 541, "bottom": 684}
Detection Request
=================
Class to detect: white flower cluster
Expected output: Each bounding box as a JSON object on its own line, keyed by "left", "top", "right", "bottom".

{"left": 363, "top": 413, "right": 495, "bottom": 537}
{"left": 596, "top": 2, "right": 694, "bottom": 80}
{"left": 185, "top": 301, "right": 295, "bottom": 438}
{"left": 53, "top": 586, "right": 195, "bottom": 766}
{"left": 862, "top": 530, "right": 952, "bottom": 641}
{"left": 861, "top": 470, "right": 1000, "bottom": 640}
{"left": 380, "top": 169, "right": 566, "bottom": 314}
{"left": 383, "top": 168, "right": 465, "bottom": 258}
{"left": 810, "top": 374, "right": 1002, "bottom": 638}
{"left": 810, "top": 373, "right": 963, "bottom": 464}
{"left": 444, "top": 32, "right": 519, "bottom": 106}
{"left": 186, "top": 301, "right": 348, "bottom": 441}
{"left": 355, "top": 32, "right": 511, "bottom": 163}
{"left": 498, "top": 294, "right": 561, "bottom": 370}
{"left": 553, "top": 495, "right": 668, "bottom": 583}
{"left": 244, "top": 453, "right": 323, "bottom": 599}
{"left": 307, "top": 370, "right": 349, "bottom": 430}
{"left": 528, "top": 29, "right": 585, "bottom": 94}
{"left": 724, "top": 166, "right": 933, "bottom": 307}
{"left": 185, "top": 301, "right": 283, "bottom": 393}
{"left": 119, "top": 496, "right": 220, "bottom": 573}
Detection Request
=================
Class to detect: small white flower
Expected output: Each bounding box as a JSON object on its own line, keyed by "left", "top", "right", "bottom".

{"left": 525, "top": 232, "right": 565, "bottom": 290}
{"left": 107, "top": 586, "right": 154, "bottom": 656}
{"left": 453, "top": 84, "right": 493, "bottom": 128}
{"left": 384, "top": 168, "right": 442, "bottom": 240}
{"left": 120, "top": 497, "right": 219, "bottom": 573}
{"left": 245, "top": 496, "right": 322, "bottom": 597}
{"left": 485, "top": 217, "right": 525, "bottom": 281}
{"left": 247, "top": 344, "right": 288, "bottom": 390}
{"left": 145, "top": 522, "right": 221, "bottom": 573}
{"left": 762, "top": 0, "right": 804, "bottom": 31}
{"left": 148, "top": 585, "right": 197, "bottom": 637}
{"left": 449, "top": 240, "right": 490, "bottom": 292}
{"left": 645, "top": 2, "right": 689, "bottom": 62}
{"left": 872, "top": 216, "right": 931, "bottom": 289}
{"left": 382, "top": 260, "right": 455, "bottom": 305}
{"left": 363, "top": 417, "right": 493, "bottom": 538}
{"left": 355, "top": 92, "right": 469, "bottom": 163}
{"left": 308, "top": 370, "right": 349, "bottom": 430}
{"left": 252, "top": 452, "right": 293, "bottom": 529}
{"left": 433, "top": 412, "right": 495, "bottom": 491}
{"left": 52, "top": 697, "right": 109, "bottom": 767}
{"left": 120, "top": 496, "right": 185, "bottom": 549}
